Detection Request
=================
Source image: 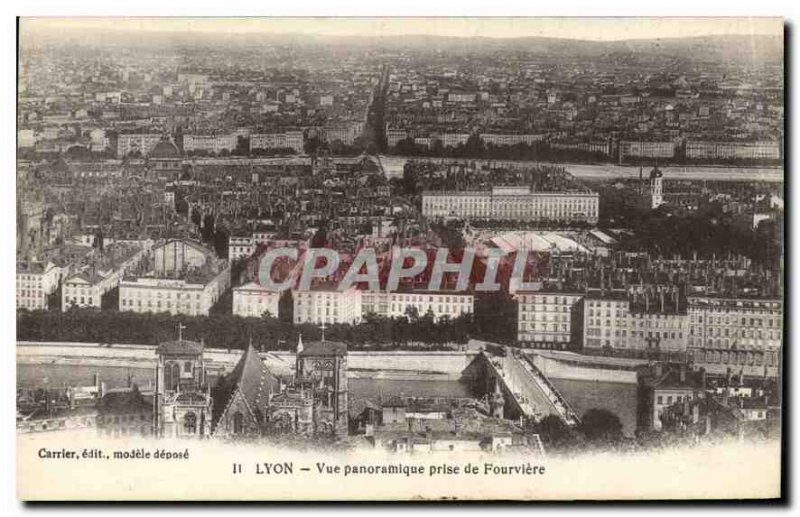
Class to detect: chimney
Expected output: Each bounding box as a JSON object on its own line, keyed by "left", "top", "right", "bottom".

{"left": 654, "top": 362, "right": 663, "bottom": 377}
{"left": 679, "top": 365, "right": 686, "bottom": 384}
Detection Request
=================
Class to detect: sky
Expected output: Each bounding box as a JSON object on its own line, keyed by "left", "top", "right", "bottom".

{"left": 20, "top": 17, "right": 783, "bottom": 42}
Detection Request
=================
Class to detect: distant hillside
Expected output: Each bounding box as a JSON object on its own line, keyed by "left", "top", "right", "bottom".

{"left": 19, "top": 25, "right": 784, "bottom": 64}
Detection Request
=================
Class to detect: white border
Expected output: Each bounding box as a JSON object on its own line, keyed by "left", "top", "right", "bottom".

{"left": 3, "top": 2, "right": 795, "bottom": 515}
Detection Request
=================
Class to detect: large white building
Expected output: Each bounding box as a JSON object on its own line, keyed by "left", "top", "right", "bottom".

{"left": 619, "top": 140, "right": 676, "bottom": 160}
{"left": 437, "top": 133, "right": 470, "bottom": 148}
{"left": 687, "top": 296, "right": 782, "bottom": 377}
{"left": 685, "top": 141, "right": 781, "bottom": 161}
{"left": 250, "top": 131, "right": 304, "bottom": 153}
{"left": 386, "top": 129, "right": 408, "bottom": 148}
{"left": 182, "top": 134, "right": 238, "bottom": 154}
{"left": 322, "top": 124, "right": 362, "bottom": 146}
{"left": 119, "top": 240, "right": 230, "bottom": 317}
{"left": 583, "top": 293, "right": 688, "bottom": 353}
{"left": 361, "top": 291, "right": 474, "bottom": 322}
{"left": 117, "top": 133, "right": 162, "bottom": 158}
{"left": 16, "top": 261, "right": 62, "bottom": 310}
{"left": 228, "top": 236, "right": 256, "bottom": 262}
{"left": 481, "top": 134, "right": 546, "bottom": 146}
{"left": 232, "top": 282, "right": 281, "bottom": 318}
{"left": 293, "top": 287, "right": 362, "bottom": 325}
{"left": 422, "top": 186, "right": 599, "bottom": 224}
{"left": 62, "top": 242, "right": 151, "bottom": 311}
{"left": 517, "top": 292, "right": 583, "bottom": 348}
{"left": 228, "top": 233, "right": 311, "bottom": 262}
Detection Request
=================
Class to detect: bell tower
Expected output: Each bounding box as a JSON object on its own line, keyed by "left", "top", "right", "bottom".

{"left": 650, "top": 167, "right": 664, "bottom": 209}
{"left": 295, "top": 334, "right": 348, "bottom": 438}
{"left": 155, "top": 324, "right": 213, "bottom": 438}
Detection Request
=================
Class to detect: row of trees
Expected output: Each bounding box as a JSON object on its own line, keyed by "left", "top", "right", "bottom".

{"left": 393, "top": 136, "right": 611, "bottom": 163}
{"left": 16, "top": 307, "right": 479, "bottom": 351}
{"left": 531, "top": 409, "right": 626, "bottom": 453}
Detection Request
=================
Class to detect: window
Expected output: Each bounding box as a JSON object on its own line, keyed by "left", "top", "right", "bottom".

{"left": 184, "top": 361, "right": 192, "bottom": 374}
{"left": 184, "top": 412, "right": 197, "bottom": 434}
{"left": 233, "top": 412, "right": 244, "bottom": 435}
{"left": 165, "top": 362, "right": 180, "bottom": 391}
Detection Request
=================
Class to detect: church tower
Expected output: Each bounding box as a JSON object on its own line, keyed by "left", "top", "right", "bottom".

{"left": 295, "top": 334, "right": 348, "bottom": 438}
{"left": 649, "top": 167, "right": 664, "bottom": 209}
{"left": 154, "top": 325, "right": 213, "bottom": 438}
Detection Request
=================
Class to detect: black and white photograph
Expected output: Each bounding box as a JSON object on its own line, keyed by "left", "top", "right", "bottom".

{"left": 13, "top": 15, "right": 785, "bottom": 501}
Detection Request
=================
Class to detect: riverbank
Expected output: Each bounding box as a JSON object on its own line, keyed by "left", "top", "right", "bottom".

{"left": 378, "top": 155, "right": 783, "bottom": 182}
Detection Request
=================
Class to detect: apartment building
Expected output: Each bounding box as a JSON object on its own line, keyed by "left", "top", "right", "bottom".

{"left": 619, "top": 140, "right": 676, "bottom": 160}
{"left": 16, "top": 261, "right": 62, "bottom": 310}
{"left": 685, "top": 141, "right": 781, "bottom": 161}
{"left": 687, "top": 296, "right": 782, "bottom": 377}
{"left": 583, "top": 293, "right": 688, "bottom": 353}
{"left": 386, "top": 129, "right": 408, "bottom": 148}
{"left": 232, "top": 282, "right": 281, "bottom": 318}
{"left": 228, "top": 236, "right": 256, "bottom": 262}
{"left": 361, "top": 291, "right": 474, "bottom": 322}
{"left": 250, "top": 131, "right": 305, "bottom": 153}
{"left": 481, "top": 134, "right": 546, "bottom": 146}
{"left": 293, "top": 287, "right": 362, "bottom": 325}
{"left": 62, "top": 243, "right": 150, "bottom": 311}
{"left": 117, "top": 133, "right": 162, "bottom": 158}
{"left": 517, "top": 291, "right": 584, "bottom": 349}
{"left": 182, "top": 134, "right": 238, "bottom": 154}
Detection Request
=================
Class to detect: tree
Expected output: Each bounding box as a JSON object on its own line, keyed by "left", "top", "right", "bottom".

{"left": 401, "top": 165, "right": 419, "bottom": 196}
{"left": 303, "top": 136, "right": 323, "bottom": 155}
{"left": 579, "top": 408, "right": 623, "bottom": 443}
{"left": 311, "top": 224, "right": 328, "bottom": 248}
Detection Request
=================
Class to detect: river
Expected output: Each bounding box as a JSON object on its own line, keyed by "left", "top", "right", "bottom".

{"left": 377, "top": 155, "right": 783, "bottom": 183}
{"left": 18, "top": 363, "right": 638, "bottom": 436}
{"left": 550, "top": 378, "right": 638, "bottom": 437}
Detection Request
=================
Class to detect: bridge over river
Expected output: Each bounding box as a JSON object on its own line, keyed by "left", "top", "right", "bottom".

{"left": 468, "top": 350, "right": 581, "bottom": 426}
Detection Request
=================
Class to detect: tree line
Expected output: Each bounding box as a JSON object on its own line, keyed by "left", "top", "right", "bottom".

{"left": 16, "top": 307, "right": 495, "bottom": 351}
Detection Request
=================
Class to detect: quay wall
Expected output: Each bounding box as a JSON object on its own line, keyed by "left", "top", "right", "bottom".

{"left": 17, "top": 342, "right": 476, "bottom": 378}
{"left": 529, "top": 353, "right": 638, "bottom": 384}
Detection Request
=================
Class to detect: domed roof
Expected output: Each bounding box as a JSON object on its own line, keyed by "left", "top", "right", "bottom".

{"left": 151, "top": 139, "right": 181, "bottom": 159}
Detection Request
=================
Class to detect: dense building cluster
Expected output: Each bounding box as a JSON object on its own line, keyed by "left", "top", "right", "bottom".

{"left": 16, "top": 28, "right": 783, "bottom": 453}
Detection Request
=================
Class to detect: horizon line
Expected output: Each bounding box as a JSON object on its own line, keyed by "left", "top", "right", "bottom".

{"left": 19, "top": 17, "right": 783, "bottom": 43}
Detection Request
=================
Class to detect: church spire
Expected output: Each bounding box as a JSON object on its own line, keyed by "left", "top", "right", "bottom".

{"left": 297, "top": 333, "right": 304, "bottom": 355}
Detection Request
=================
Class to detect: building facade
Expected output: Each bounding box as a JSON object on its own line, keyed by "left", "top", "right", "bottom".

{"left": 232, "top": 282, "right": 281, "bottom": 318}
{"left": 293, "top": 287, "right": 362, "bottom": 325}
{"left": 687, "top": 296, "right": 782, "bottom": 378}
{"left": 117, "top": 133, "right": 162, "bottom": 158}
{"left": 155, "top": 338, "right": 213, "bottom": 438}
{"left": 361, "top": 291, "right": 474, "bottom": 322}
{"left": 17, "top": 261, "right": 62, "bottom": 310}
{"left": 517, "top": 292, "right": 584, "bottom": 349}
{"left": 422, "top": 186, "right": 599, "bottom": 224}
{"left": 583, "top": 292, "right": 688, "bottom": 353}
